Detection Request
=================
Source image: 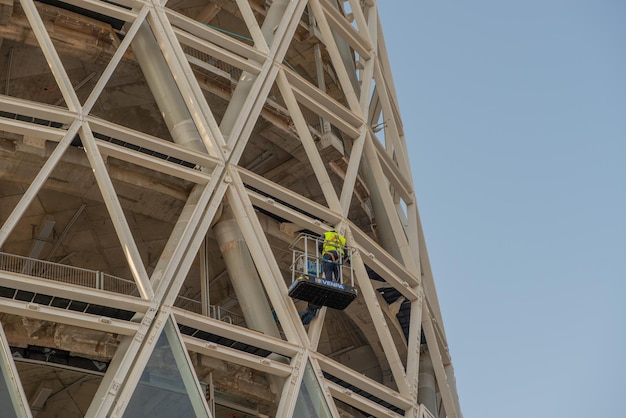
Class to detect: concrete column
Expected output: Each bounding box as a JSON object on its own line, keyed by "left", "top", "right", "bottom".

{"left": 213, "top": 207, "right": 286, "bottom": 398}
{"left": 131, "top": 21, "right": 216, "bottom": 293}
{"left": 213, "top": 212, "right": 282, "bottom": 339}
{"left": 418, "top": 347, "right": 439, "bottom": 418}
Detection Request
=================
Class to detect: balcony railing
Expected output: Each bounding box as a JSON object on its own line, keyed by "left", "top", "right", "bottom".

{"left": 0, "top": 252, "right": 244, "bottom": 325}
{"left": 0, "top": 251, "right": 133, "bottom": 293}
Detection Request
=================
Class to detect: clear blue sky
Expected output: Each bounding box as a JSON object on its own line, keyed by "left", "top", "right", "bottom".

{"left": 379, "top": 1, "right": 625, "bottom": 417}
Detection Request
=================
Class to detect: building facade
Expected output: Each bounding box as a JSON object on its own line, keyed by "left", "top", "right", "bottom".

{"left": 0, "top": 0, "right": 462, "bottom": 416}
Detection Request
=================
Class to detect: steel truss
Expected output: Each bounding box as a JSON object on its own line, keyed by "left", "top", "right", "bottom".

{"left": 0, "top": 0, "right": 462, "bottom": 417}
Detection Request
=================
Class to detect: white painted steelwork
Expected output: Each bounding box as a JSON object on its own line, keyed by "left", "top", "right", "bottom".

{"left": 0, "top": 0, "right": 462, "bottom": 416}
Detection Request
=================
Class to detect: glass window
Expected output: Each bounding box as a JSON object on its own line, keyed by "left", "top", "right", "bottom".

{"left": 123, "top": 319, "right": 209, "bottom": 417}
{"left": 293, "top": 361, "right": 333, "bottom": 418}
{"left": 0, "top": 326, "right": 30, "bottom": 418}
{"left": 0, "top": 369, "right": 20, "bottom": 418}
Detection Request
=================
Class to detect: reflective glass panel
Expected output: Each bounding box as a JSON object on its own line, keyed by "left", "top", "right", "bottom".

{"left": 123, "top": 319, "right": 209, "bottom": 417}
{"left": 0, "top": 369, "right": 19, "bottom": 418}
{"left": 0, "top": 326, "right": 29, "bottom": 418}
{"left": 293, "top": 361, "right": 332, "bottom": 418}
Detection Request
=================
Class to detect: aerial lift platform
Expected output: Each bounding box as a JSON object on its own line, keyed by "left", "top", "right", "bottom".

{"left": 288, "top": 233, "right": 357, "bottom": 310}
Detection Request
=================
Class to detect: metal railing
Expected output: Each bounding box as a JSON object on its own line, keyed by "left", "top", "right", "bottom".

{"left": 0, "top": 251, "right": 132, "bottom": 293}
{"left": 289, "top": 233, "right": 355, "bottom": 287}
{"left": 0, "top": 252, "right": 246, "bottom": 326}
{"left": 209, "top": 304, "right": 246, "bottom": 327}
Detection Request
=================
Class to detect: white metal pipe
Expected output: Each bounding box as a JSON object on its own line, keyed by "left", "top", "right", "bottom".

{"left": 213, "top": 217, "right": 281, "bottom": 339}
{"left": 418, "top": 347, "right": 439, "bottom": 418}
{"left": 213, "top": 211, "right": 286, "bottom": 398}
{"left": 133, "top": 21, "right": 205, "bottom": 152}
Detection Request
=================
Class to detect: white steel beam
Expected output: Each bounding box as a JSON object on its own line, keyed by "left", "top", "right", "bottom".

{"left": 87, "top": 117, "right": 222, "bottom": 170}
{"left": 0, "top": 118, "right": 65, "bottom": 141}
{"left": 309, "top": 355, "right": 343, "bottom": 418}
{"left": 339, "top": 129, "right": 367, "bottom": 216}
{"left": 318, "top": 0, "right": 372, "bottom": 60}
{"left": 404, "top": 288, "right": 424, "bottom": 418}
{"left": 52, "top": 0, "right": 137, "bottom": 22}
{"left": 165, "top": 8, "right": 266, "bottom": 63}
{"left": 347, "top": 228, "right": 411, "bottom": 396}
{"left": 362, "top": 134, "right": 418, "bottom": 271}
{"left": 239, "top": 167, "right": 341, "bottom": 225}
{"left": 150, "top": 7, "right": 227, "bottom": 155}
{"left": 0, "top": 95, "right": 76, "bottom": 124}
{"left": 149, "top": 179, "right": 226, "bottom": 299}
{"left": 347, "top": 0, "right": 371, "bottom": 42}
{"left": 306, "top": 308, "right": 327, "bottom": 351}
{"left": 18, "top": 0, "right": 81, "bottom": 112}
{"left": 372, "top": 60, "right": 412, "bottom": 177}
{"left": 422, "top": 305, "right": 459, "bottom": 418}
{"left": 0, "top": 120, "right": 80, "bottom": 248}
{"left": 171, "top": 28, "right": 262, "bottom": 76}
{"left": 314, "top": 352, "right": 414, "bottom": 411}
{"left": 83, "top": 6, "right": 151, "bottom": 115}
{"left": 0, "top": 298, "right": 139, "bottom": 336}
{"left": 284, "top": 67, "right": 362, "bottom": 138}
{"left": 216, "top": 0, "right": 291, "bottom": 143}
{"left": 416, "top": 210, "right": 447, "bottom": 341}
{"left": 406, "top": 202, "right": 422, "bottom": 278}
{"left": 226, "top": 0, "right": 309, "bottom": 164}
{"left": 227, "top": 170, "right": 309, "bottom": 344}
{"left": 349, "top": 222, "right": 419, "bottom": 288}
{"left": 247, "top": 189, "right": 331, "bottom": 235}
{"left": 79, "top": 124, "right": 154, "bottom": 300}
{"left": 234, "top": 0, "right": 269, "bottom": 54}
{"left": 335, "top": 1, "right": 378, "bottom": 217}
{"left": 371, "top": 135, "right": 414, "bottom": 204}
{"left": 96, "top": 141, "right": 212, "bottom": 184}
{"left": 276, "top": 69, "right": 342, "bottom": 213}
{"left": 375, "top": 13, "right": 403, "bottom": 138}
{"left": 358, "top": 49, "right": 376, "bottom": 114}
{"left": 326, "top": 380, "right": 404, "bottom": 418}
{"left": 173, "top": 308, "right": 300, "bottom": 358}
{"left": 0, "top": 271, "right": 151, "bottom": 313}
{"left": 308, "top": 0, "right": 361, "bottom": 113}
{"left": 184, "top": 336, "right": 293, "bottom": 377}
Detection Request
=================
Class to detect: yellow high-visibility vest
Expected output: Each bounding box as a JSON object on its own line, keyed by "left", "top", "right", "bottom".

{"left": 323, "top": 230, "right": 346, "bottom": 255}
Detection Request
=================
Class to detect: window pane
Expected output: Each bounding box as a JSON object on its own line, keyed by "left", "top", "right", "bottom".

{"left": 0, "top": 369, "right": 20, "bottom": 418}
{"left": 0, "top": 327, "right": 29, "bottom": 418}
{"left": 123, "top": 319, "right": 209, "bottom": 418}
{"left": 293, "top": 361, "right": 332, "bottom": 418}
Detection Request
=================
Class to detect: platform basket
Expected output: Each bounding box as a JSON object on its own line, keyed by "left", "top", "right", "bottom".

{"left": 288, "top": 276, "right": 357, "bottom": 310}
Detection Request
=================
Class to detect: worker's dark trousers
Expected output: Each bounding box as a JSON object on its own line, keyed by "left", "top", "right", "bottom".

{"left": 323, "top": 251, "right": 340, "bottom": 282}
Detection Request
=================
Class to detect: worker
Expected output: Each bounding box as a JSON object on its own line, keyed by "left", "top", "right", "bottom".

{"left": 300, "top": 304, "right": 319, "bottom": 325}
{"left": 321, "top": 228, "right": 346, "bottom": 283}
